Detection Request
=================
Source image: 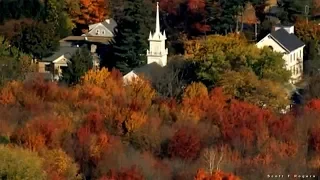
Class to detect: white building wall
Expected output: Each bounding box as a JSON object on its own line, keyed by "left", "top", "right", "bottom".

{"left": 256, "top": 35, "right": 304, "bottom": 84}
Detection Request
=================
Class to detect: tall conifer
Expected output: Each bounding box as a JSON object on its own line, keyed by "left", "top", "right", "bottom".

{"left": 110, "top": 0, "right": 153, "bottom": 74}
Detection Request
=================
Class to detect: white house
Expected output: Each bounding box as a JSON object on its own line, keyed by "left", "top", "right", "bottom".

{"left": 256, "top": 24, "right": 305, "bottom": 84}
{"left": 82, "top": 18, "right": 117, "bottom": 37}
{"left": 123, "top": 2, "right": 168, "bottom": 83}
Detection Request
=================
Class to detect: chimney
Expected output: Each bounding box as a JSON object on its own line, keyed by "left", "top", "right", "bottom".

{"left": 274, "top": 24, "right": 294, "bottom": 34}
{"left": 105, "top": 19, "right": 110, "bottom": 24}
{"left": 91, "top": 44, "right": 97, "bottom": 53}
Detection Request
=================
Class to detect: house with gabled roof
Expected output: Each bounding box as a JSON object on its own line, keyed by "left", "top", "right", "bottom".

{"left": 256, "top": 24, "right": 305, "bottom": 84}
{"left": 82, "top": 18, "right": 117, "bottom": 37}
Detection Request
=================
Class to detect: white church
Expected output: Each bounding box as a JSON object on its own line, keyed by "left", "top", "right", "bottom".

{"left": 123, "top": 2, "right": 168, "bottom": 82}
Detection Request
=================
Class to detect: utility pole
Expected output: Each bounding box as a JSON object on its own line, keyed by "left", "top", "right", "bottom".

{"left": 305, "top": 5, "right": 309, "bottom": 24}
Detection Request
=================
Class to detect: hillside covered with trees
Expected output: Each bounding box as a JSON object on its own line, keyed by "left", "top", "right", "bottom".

{"left": 1, "top": 0, "right": 320, "bottom": 179}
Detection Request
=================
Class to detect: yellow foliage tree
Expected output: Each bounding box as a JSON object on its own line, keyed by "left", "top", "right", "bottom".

{"left": 81, "top": 68, "right": 124, "bottom": 97}
{"left": 240, "top": 2, "right": 258, "bottom": 25}
{"left": 219, "top": 70, "right": 290, "bottom": 111}
{"left": 0, "top": 145, "right": 47, "bottom": 179}
{"left": 125, "top": 77, "right": 156, "bottom": 111}
{"left": 180, "top": 82, "right": 209, "bottom": 123}
{"left": 41, "top": 148, "right": 81, "bottom": 180}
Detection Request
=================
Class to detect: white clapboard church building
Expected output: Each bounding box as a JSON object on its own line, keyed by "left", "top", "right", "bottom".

{"left": 123, "top": 2, "right": 168, "bottom": 82}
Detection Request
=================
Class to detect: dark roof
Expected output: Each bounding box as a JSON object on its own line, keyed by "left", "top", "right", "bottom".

{"left": 132, "top": 62, "right": 163, "bottom": 81}
{"left": 270, "top": 28, "right": 305, "bottom": 52}
{"left": 101, "top": 19, "right": 117, "bottom": 33}
{"left": 41, "top": 46, "right": 79, "bottom": 62}
{"left": 60, "top": 36, "right": 112, "bottom": 44}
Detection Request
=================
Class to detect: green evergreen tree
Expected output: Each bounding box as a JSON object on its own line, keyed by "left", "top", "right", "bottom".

{"left": 62, "top": 46, "right": 93, "bottom": 85}
{"left": 110, "top": 0, "right": 153, "bottom": 74}
{"left": 12, "top": 22, "right": 59, "bottom": 59}
{"left": 44, "top": 0, "right": 73, "bottom": 38}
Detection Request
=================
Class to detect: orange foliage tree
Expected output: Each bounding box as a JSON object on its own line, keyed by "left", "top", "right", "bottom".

{"left": 10, "top": 116, "right": 71, "bottom": 151}
{"left": 295, "top": 18, "right": 320, "bottom": 42}
{"left": 194, "top": 169, "right": 241, "bottom": 180}
{"left": 74, "top": 0, "right": 109, "bottom": 26}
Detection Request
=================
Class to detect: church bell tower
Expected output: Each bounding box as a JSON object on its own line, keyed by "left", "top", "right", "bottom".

{"left": 146, "top": 2, "right": 168, "bottom": 67}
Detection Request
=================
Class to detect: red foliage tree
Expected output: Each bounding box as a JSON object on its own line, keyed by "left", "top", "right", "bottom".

{"left": 99, "top": 165, "right": 144, "bottom": 180}
{"left": 218, "top": 99, "right": 275, "bottom": 150}
{"left": 305, "top": 99, "right": 320, "bottom": 113}
{"left": 159, "top": 0, "right": 184, "bottom": 15}
{"left": 168, "top": 127, "right": 201, "bottom": 160}
{"left": 269, "top": 114, "right": 295, "bottom": 141}
{"left": 309, "top": 124, "right": 320, "bottom": 152}
{"left": 187, "top": 0, "right": 206, "bottom": 12}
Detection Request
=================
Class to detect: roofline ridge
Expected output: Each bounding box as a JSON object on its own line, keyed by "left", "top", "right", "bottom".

{"left": 269, "top": 34, "right": 290, "bottom": 53}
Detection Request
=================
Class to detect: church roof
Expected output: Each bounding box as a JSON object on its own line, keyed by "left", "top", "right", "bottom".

{"left": 132, "top": 62, "right": 163, "bottom": 81}
{"left": 269, "top": 28, "right": 305, "bottom": 52}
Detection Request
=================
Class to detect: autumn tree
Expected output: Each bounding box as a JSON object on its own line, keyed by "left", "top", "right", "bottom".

{"left": 100, "top": 165, "right": 144, "bottom": 180}
{"left": 0, "top": 145, "right": 47, "bottom": 179}
{"left": 295, "top": 19, "right": 320, "bottom": 42}
{"left": 72, "top": 0, "right": 109, "bottom": 32}
{"left": 312, "top": 0, "right": 320, "bottom": 17}
{"left": 0, "top": 36, "right": 36, "bottom": 86}
{"left": 239, "top": 2, "right": 258, "bottom": 30}
{"left": 218, "top": 70, "right": 290, "bottom": 110}
{"left": 0, "top": 18, "right": 35, "bottom": 40}
{"left": 41, "top": 149, "right": 81, "bottom": 180}
{"left": 185, "top": 34, "right": 290, "bottom": 87}
{"left": 194, "top": 168, "right": 241, "bottom": 180}
{"left": 109, "top": 0, "right": 153, "bottom": 74}
{"left": 168, "top": 127, "right": 201, "bottom": 161}
{"left": 62, "top": 46, "right": 93, "bottom": 85}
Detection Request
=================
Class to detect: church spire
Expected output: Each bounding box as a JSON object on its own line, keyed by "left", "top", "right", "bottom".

{"left": 155, "top": 2, "right": 160, "bottom": 34}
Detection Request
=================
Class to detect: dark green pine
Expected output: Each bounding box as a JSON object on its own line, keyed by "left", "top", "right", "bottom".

{"left": 62, "top": 46, "right": 93, "bottom": 85}
{"left": 111, "top": 0, "right": 153, "bottom": 75}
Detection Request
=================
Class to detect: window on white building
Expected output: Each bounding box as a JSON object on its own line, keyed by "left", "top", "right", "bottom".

{"left": 96, "top": 29, "right": 100, "bottom": 35}
{"left": 299, "top": 50, "right": 302, "bottom": 58}
{"left": 102, "top": 30, "right": 105, "bottom": 35}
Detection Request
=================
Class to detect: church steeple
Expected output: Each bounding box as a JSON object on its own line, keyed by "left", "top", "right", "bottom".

{"left": 146, "top": 2, "right": 168, "bottom": 67}
{"left": 155, "top": 2, "right": 160, "bottom": 34}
